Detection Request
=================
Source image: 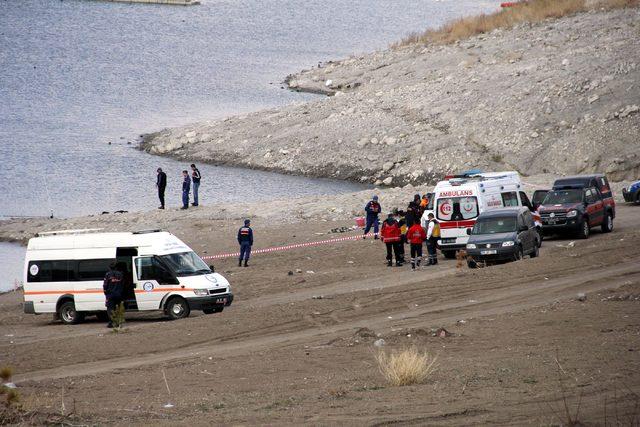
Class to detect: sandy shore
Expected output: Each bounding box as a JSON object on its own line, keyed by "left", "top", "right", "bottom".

{"left": 2, "top": 204, "right": 639, "bottom": 425}
{"left": 142, "top": 7, "right": 640, "bottom": 187}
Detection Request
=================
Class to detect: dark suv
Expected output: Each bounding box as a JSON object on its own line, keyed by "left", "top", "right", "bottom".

{"left": 538, "top": 174, "right": 615, "bottom": 239}
{"left": 465, "top": 207, "right": 540, "bottom": 267}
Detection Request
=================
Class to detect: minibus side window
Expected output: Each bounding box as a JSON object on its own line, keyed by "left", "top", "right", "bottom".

{"left": 136, "top": 257, "right": 176, "bottom": 283}
{"left": 27, "top": 260, "right": 71, "bottom": 282}
{"left": 78, "top": 259, "right": 113, "bottom": 281}
{"left": 28, "top": 261, "right": 51, "bottom": 282}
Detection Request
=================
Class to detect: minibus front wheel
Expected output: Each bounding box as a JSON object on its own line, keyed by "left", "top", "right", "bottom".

{"left": 165, "top": 296, "right": 191, "bottom": 320}
{"left": 58, "top": 299, "right": 85, "bottom": 325}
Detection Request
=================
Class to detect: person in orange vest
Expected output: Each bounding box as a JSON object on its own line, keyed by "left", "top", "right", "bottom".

{"left": 426, "top": 213, "right": 440, "bottom": 265}
{"left": 407, "top": 221, "right": 427, "bottom": 270}
{"left": 380, "top": 214, "right": 402, "bottom": 267}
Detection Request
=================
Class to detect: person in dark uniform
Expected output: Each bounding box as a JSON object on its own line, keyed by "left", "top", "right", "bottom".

{"left": 237, "top": 219, "right": 254, "bottom": 267}
{"left": 363, "top": 195, "right": 381, "bottom": 239}
{"left": 190, "top": 164, "right": 201, "bottom": 207}
{"left": 103, "top": 262, "right": 124, "bottom": 328}
{"left": 180, "top": 170, "right": 191, "bottom": 210}
{"left": 156, "top": 168, "right": 167, "bottom": 209}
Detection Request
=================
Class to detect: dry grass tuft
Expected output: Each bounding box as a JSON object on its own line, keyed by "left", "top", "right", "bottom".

{"left": 0, "top": 367, "right": 12, "bottom": 382}
{"left": 395, "top": 0, "right": 639, "bottom": 47}
{"left": 376, "top": 347, "right": 437, "bottom": 386}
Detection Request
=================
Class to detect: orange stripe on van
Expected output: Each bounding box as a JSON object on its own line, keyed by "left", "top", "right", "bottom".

{"left": 24, "top": 288, "right": 193, "bottom": 296}
{"left": 24, "top": 290, "right": 103, "bottom": 295}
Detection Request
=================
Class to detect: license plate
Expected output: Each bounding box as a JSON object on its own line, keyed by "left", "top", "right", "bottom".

{"left": 547, "top": 219, "right": 556, "bottom": 224}
{"left": 215, "top": 297, "right": 228, "bottom": 304}
{"left": 441, "top": 238, "right": 456, "bottom": 244}
{"left": 481, "top": 250, "right": 497, "bottom": 255}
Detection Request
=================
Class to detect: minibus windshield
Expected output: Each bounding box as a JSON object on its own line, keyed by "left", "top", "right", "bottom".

{"left": 472, "top": 217, "right": 517, "bottom": 234}
{"left": 158, "top": 252, "right": 211, "bottom": 276}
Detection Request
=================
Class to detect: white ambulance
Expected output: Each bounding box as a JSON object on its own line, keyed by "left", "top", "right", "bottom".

{"left": 432, "top": 171, "right": 536, "bottom": 258}
{"left": 23, "top": 229, "right": 233, "bottom": 324}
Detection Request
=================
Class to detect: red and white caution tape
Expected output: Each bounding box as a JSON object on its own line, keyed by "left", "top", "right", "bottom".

{"left": 201, "top": 232, "right": 377, "bottom": 260}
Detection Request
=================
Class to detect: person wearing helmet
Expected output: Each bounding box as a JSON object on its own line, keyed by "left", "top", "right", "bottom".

{"left": 237, "top": 219, "right": 254, "bottom": 267}
{"left": 363, "top": 195, "right": 381, "bottom": 239}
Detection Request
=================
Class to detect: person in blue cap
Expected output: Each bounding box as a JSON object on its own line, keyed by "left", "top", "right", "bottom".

{"left": 363, "top": 195, "right": 381, "bottom": 239}
{"left": 237, "top": 219, "right": 254, "bottom": 267}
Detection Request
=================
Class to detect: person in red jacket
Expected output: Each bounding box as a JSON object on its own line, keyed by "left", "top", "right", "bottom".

{"left": 407, "top": 222, "right": 427, "bottom": 269}
{"left": 380, "top": 214, "right": 402, "bottom": 267}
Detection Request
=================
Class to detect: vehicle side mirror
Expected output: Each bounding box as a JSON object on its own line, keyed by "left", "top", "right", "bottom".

{"left": 209, "top": 264, "right": 215, "bottom": 273}
{"left": 466, "top": 228, "right": 471, "bottom": 235}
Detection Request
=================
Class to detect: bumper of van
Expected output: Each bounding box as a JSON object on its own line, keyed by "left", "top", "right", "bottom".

{"left": 24, "top": 301, "right": 36, "bottom": 314}
{"left": 467, "top": 247, "right": 517, "bottom": 262}
{"left": 187, "top": 293, "right": 234, "bottom": 311}
{"left": 622, "top": 188, "right": 636, "bottom": 202}
{"left": 541, "top": 220, "right": 581, "bottom": 234}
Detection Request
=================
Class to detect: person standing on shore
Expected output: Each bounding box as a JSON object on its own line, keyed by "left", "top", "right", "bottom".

{"left": 237, "top": 219, "right": 253, "bottom": 267}
{"left": 363, "top": 195, "right": 381, "bottom": 239}
{"left": 190, "top": 164, "right": 201, "bottom": 207}
{"left": 103, "top": 262, "right": 124, "bottom": 328}
{"left": 380, "top": 214, "right": 402, "bottom": 267}
{"left": 156, "top": 168, "right": 167, "bottom": 209}
{"left": 407, "top": 221, "right": 426, "bottom": 270}
{"left": 181, "top": 170, "right": 191, "bottom": 210}
{"left": 426, "top": 213, "right": 440, "bottom": 265}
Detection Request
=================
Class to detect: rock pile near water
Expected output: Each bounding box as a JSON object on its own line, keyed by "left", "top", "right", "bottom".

{"left": 144, "top": 7, "right": 639, "bottom": 184}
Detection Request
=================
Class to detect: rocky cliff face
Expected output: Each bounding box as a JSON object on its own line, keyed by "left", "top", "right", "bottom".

{"left": 143, "top": 7, "right": 640, "bottom": 184}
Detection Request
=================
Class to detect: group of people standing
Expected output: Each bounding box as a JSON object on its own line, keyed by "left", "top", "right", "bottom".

{"left": 155, "top": 164, "right": 201, "bottom": 210}
{"left": 364, "top": 194, "right": 440, "bottom": 270}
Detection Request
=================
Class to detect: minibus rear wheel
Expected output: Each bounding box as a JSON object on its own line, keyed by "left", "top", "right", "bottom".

{"left": 58, "top": 300, "right": 85, "bottom": 325}
{"left": 165, "top": 297, "right": 190, "bottom": 320}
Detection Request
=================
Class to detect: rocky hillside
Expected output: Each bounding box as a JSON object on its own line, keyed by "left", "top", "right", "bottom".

{"left": 143, "top": 7, "right": 640, "bottom": 185}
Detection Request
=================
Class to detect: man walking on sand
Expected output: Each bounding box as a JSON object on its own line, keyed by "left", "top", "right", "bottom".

{"left": 237, "top": 219, "right": 253, "bottom": 267}
{"left": 103, "top": 262, "right": 124, "bottom": 328}
{"left": 191, "top": 163, "right": 201, "bottom": 207}
{"left": 181, "top": 170, "right": 191, "bottom": 210}
{"left": 156, "top": 168, "right": 167, "bottom": 209}
{"left": 363, "top": 195, "right": 381, "bottom": 239}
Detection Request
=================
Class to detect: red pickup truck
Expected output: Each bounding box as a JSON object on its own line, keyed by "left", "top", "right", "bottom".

{"left": 538, "top": 174, "right": 615, "bottom": 239}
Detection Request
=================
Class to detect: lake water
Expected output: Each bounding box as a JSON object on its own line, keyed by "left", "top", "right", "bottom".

{"left": 0, "top": 0, "right": 501, "bottom": 290}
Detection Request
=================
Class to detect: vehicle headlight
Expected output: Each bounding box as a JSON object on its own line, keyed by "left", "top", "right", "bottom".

{"left": 193, "top": 289, "right": 208, "bottom": 296}
{"left": 466, "top": 243, "right": 476, "bottom": 249}
{"left": 502, "top": 241, "right": 515, "bottom": 247}
{"left": 566, "top": 210, "right": 578, "bottom": 218}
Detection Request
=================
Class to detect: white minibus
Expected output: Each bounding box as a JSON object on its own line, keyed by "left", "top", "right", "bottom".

{"left": 23, "top": 229, "right": 233, "bottom": 324}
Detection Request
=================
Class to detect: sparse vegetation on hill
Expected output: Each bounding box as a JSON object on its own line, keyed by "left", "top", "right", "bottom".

{"left": 397, "top": 0, "right": 639, "bottom": 46}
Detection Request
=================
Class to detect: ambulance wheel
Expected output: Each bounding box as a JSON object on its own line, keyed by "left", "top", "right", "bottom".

{"left": 203, "top": 307, "right": 223, "bottom": 314}
{"left": 58, "top": 300, "right": 85, "bottom": 325}
{"left": 442, "top": 250, "right": 457, "bottom": 259}
{"left": 165, "top": 297, "right": 190, "bottom": 320}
